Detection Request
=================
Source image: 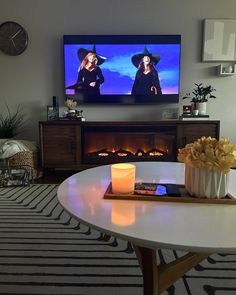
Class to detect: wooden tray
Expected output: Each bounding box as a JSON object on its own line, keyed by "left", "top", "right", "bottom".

{"left": 104, "top": 183, "right": 236, "bottom": 205}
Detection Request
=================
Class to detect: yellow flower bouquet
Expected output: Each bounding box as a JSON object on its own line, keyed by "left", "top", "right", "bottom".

{"left": 178, "top": 137, "right": 236, "bottom": 198}
{"left": 178, "top": 136, "right": 236, "bottom": 174}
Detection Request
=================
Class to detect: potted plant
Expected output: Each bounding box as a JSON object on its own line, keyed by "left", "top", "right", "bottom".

{"left": 0, "top": 105, "right": 25, "bottom": 138}
{"left": 183, "top": 83, "right": 216, "bottom": 115}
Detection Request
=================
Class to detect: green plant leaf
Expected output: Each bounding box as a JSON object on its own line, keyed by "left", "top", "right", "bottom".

{"left": 0, "top": 104, "right": 26, "bottom": 138}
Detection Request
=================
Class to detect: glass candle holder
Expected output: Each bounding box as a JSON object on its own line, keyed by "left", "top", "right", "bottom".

{"left": 111, "top": 163, "right": 136, "bottom": 194}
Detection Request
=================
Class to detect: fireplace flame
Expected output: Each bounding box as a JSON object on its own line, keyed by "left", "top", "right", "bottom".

{"left": 89, "top": 147, "right": 166, "bottom": 159}
{"left": 98, "top": 152, "right": 109, "bottom": 157}
{"left": 117, "top": 152, "right": 127, "bottom": 157}
{"left": 149, "top": 151, "right": 163, "bottom": 156}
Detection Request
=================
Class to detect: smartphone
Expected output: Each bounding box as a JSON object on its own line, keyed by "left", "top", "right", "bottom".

{"left": 134, "top": 183, "right": 167, "bottom": 196}
{"left": 134, "top": 183, "right": 180, "bottom": 197}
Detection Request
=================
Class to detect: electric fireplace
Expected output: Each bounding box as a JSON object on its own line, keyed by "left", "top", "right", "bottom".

{"left": 82, "top": 125, "right": 177, "bottom": 165}
{"left": 39, "top": 120, "right": 220, "bottom": 170}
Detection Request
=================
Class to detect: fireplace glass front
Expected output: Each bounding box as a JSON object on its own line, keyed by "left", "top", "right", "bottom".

{"left": 82, "top": 126, "right": 177, "bottom": 165}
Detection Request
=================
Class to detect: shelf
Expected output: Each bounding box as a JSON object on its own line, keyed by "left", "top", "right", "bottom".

{"left": 218, "top": 64, "right": 236, "bottom": 76}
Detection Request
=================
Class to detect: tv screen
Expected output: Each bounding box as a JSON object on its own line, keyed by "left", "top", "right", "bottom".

{"left": 63, "top": 35, "right": 181, "bottom": 104}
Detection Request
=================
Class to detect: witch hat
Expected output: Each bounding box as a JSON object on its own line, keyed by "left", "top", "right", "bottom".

{"left": 131, "top": 46, "right": 160, "bottom": 68}
{"left": 77, "top": 45, "right": 106, "bottom": 66}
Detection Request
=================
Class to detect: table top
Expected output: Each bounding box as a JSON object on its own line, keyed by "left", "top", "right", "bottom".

{"left": 57, "top": 162, "right": 236, "bottom": 254}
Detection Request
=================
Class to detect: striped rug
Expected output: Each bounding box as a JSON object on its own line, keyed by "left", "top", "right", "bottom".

{"left": 0, "top": 184, "right": 235, "bottom": 295}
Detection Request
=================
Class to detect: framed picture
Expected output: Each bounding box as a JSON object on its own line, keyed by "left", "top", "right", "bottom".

{"left": 202, "top": 19, "right": 236, "bottom": 62}
{"left": 47, "top": 106, "right": 59, "bottom": 121}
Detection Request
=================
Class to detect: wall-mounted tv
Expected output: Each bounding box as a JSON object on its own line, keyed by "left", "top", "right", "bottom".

{"left": 63, "top": 35, "right": 181, "bottom": 104}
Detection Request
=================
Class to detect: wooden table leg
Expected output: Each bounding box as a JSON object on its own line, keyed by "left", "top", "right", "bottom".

{"left": 133, "top": 245, "right": 209, "bottom": 295}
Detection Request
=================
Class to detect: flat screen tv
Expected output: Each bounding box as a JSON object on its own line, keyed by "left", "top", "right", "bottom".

{"left": 63, "top": 35, "right": 181, "bottom": 104}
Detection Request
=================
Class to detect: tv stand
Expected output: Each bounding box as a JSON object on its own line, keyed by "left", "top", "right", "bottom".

{"left": 39, "top": 120, "right": 220, "bottom": 170}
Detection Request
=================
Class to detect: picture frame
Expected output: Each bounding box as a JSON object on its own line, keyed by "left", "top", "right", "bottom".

{"left": 47, "top": 106, "right": 59, "bottom": 121}
{"left": 202, "top": 19, "right": 236, "bottom": 62}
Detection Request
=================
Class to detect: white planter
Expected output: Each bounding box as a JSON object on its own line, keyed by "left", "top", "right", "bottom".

{"left": 196, "top": 102, "right": 207, "bottom": 115}
{"left": 185, "top": 164, "right": 229, "bottom": 199}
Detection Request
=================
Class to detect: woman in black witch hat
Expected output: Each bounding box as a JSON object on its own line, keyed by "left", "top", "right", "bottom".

{"left": 76, "top": 45, "right": 106, "bottom": 95}
{"left": 131, "top": 47, "right": 162, "bottom": 95}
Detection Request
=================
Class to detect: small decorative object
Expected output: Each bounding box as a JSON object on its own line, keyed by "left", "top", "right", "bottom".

{"left": 192, "top": 109, "right": 199, "bottom": 116}
{"left": 67, "top": 109, "right": 76, "bottom": 118}
{"left": 65, "top": 98, "right": 77, "bottom": 110}
{"left": 47, "top": 96, "right": 59, "bottom": 120}
{"left": 183, "top": 83, "right": 216, "bottom": 115}
{"left": 47, "top": 106, "right": 58, "bottom": 121}
{"left": 178, "top": 137, "right": 236, "bottom": 198}
{"left": 76, "top": 110, "right": 85, "bottom": 121}
{"left": 65, "top": 98, "right": 77, "bottom": 118}
{"left": 64, "top": 99, "right": 85, "bottom": 120}
{"left": 111, "top": 163, "right": 136, "bottom": 194}
{"left": 227, "top": 65, "right": 233, "bottom": 73}
{"left": 182, "top": 105, "right": 192, "bottom": 115}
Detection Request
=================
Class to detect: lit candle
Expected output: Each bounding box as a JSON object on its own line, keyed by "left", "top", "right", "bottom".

{"left": 111, "top": 163, "right": 136, "bottom": 194}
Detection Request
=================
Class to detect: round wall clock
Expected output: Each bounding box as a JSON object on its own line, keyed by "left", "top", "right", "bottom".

{"left": 0, "top": 21, "right": 28, "bottom": 56}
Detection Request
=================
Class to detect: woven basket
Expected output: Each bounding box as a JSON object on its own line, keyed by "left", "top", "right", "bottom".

{"left": 8, "top": 151, "right": 42, "bottom": 179}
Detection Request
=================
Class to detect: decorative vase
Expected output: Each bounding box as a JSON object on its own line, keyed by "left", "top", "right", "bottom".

{"left": 185, "top": 164, "right": 229, "bottom": 199}
{"left": 67, "top": 109, "right": 76, "bottom": 118}
{"left": 196, "top": 102, "right": 207, "bottom": 115}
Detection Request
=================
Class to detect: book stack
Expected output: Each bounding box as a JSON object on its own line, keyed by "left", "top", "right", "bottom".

{"left": 179, "top": 114, "right": 210, "bottom": 121}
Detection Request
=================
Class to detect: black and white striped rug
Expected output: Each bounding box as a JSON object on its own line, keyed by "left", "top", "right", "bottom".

{"left": 0, "top": 184, "right": 235, "bottom": 295}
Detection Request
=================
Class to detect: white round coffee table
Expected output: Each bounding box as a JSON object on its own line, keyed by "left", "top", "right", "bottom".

{"left": 58, "top": 162, "right": 236, "bottom": 295}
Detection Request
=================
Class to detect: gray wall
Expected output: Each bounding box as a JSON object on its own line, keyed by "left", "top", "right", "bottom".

{"left": 0, "top": 0, "right": 236, "bottom": 143}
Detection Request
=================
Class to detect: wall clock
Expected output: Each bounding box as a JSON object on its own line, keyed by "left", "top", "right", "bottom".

{"left": 0, "top": 21, "right": 28, "bottom": 56}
